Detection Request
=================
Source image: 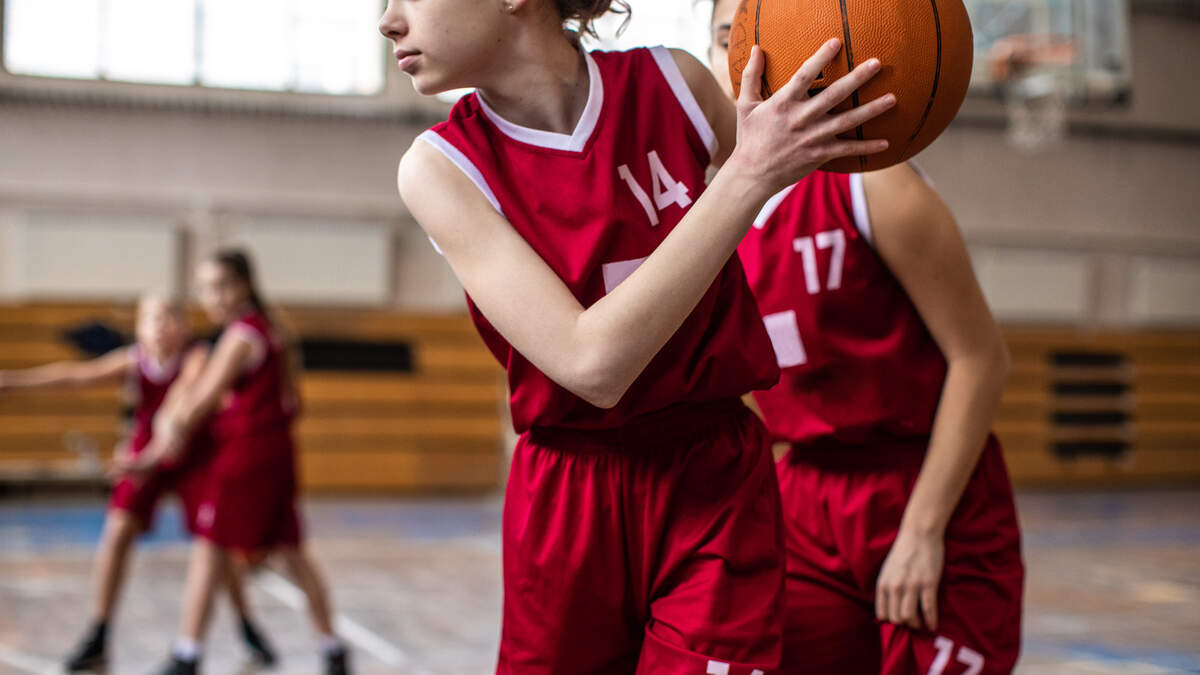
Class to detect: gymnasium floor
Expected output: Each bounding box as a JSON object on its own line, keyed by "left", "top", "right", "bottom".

{"left": 1, "top": 489, "right": 1198, "bottom": 674}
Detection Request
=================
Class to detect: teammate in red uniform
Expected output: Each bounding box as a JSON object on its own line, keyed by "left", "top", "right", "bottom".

{"left": 0, "top": 295, "right": 276, "bottom": 672}
{"left": 709, "top": 1, "right": 1025, "bottom": 672}
{"left": 125, "top": 252, "right": 348, "bottom": 675}
{"left": 380, "top": 0, "right": 893, "bottom": 671}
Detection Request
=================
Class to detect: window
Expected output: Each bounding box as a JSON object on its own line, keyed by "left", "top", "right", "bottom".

{"left": 588, "top": 0, "right": 714, "bottom": 63}
{"left": 3, "top": 0, "right": 385, "bottom": 95}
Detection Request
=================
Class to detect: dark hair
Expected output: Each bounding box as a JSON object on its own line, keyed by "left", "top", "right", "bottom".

{"left": 211, "top": 248, "right": 267, "bottom": 315}
{"left": 556, "top": 0, "right": 630, "bottom": 39}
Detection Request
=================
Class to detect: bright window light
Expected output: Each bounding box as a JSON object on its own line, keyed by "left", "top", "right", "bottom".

{"left": 2, "top": 0, "right": 385, "bottom": 96}
{"left": 588, "top": 0, "right": 715, "bottom": 64}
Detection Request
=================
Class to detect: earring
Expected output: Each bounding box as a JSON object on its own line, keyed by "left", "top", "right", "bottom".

{"left": 504, "top": 2, "right": 515, "bottom": 13}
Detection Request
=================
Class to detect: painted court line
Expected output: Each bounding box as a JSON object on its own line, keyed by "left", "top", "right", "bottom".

{"left": 0, "top": 644, "right": 60, "bottom": 674}
{"left": 257, "top": 569, "right": 429, "bottom": 673}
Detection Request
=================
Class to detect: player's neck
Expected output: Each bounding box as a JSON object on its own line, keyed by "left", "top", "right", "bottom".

{"left": 475, "top": 33, "right": 589, "bottom": 137}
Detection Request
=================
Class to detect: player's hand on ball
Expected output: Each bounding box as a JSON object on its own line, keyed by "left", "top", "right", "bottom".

{"left": 876, "top": 527, "right": 944, "bottom": 631}
{"left": 726, "top": 39, "right": 894, "bottom": 194}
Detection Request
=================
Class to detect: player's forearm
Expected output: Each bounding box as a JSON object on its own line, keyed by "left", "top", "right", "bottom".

{"left": 573, "top": 166, "right": 775, "bottom": 406}
{"left": 901, "top": 343, "right": 1010, "bottom": 536}
{"left": 1, "top": 363, "right": 91, "bottom": 389}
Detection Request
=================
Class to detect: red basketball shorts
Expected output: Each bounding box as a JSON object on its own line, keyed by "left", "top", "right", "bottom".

{"left": 194, "top": 428, "right": 302, "bottom": 553}
{"left": 775, "top": 434, "right": 1024, "bottom": 675}
{"left": 109, "top": 438, "right": 213, "bottom": 534}
{"left": 498, "top": 400, "right": 785, "bottom": 675}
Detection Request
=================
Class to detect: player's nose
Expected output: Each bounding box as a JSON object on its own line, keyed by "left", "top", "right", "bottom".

{"left": 378, "top": 2, "right": 408, "bottom": 41}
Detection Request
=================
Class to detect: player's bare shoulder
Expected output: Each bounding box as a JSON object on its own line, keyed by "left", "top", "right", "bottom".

{"left": 397, "top": 135, "right": 502, "bottom": 254}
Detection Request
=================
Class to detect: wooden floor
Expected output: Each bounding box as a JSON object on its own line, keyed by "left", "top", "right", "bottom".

{"left": 1, "top": 489, "right": 1198, "bottom": 674}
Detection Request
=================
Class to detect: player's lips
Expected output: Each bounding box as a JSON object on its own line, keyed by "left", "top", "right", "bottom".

{"left": 394, "top": 49, "right": 421, "bottom": 71}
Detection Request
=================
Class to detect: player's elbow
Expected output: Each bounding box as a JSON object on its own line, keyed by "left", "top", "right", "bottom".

{"left": 566, "top": 347, "right": 633, "bottom": 410}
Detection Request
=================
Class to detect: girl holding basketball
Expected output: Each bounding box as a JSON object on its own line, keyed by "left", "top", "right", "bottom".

{"left": 0, "top": 295, "right": 277, "bottom": 672}
{"left": 709, "top": 1, "right": 1024, "bottom": 673}
{"left": 124, "top": 251, "right": 348, "bottom": 675}
{"left": 380, "top": 0, "right": 892, "bottom": 671}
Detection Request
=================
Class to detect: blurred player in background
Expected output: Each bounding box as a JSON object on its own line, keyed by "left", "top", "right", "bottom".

{"left": 709, "top": 2, "right": 1025, "bottom": 673}
{"left": 124, "top": 251, "right": 348, "bottom": 675}
{"left": 382, "top": 0, "right": 893, "bottom": 670}
{"left": 0, "top": 294, "right": 276, "bottom": 672}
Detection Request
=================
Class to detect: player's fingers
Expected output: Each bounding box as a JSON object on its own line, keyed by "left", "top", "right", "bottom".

{"left": 921, "top": 584, "right": 940, "bottom": 631}
{"left": 900, "top": 586, "right": 921, "bottom": 629}
{"left": 738, "top": 45, "right": 766, "bottom": 106}
{"left": 807, "top": 58, "right": 882, "bottom": 115}
{"left": 875, "top": 583, "right": 890, "bottom": 622}
{"left": 815, "top": 93, "right": 896, "bottom": 137}
{"left": 822, "top": 138, "right": 889, "bottom": 162}
{"left": 777, "top": 38, "right": 843, "bottom": 101}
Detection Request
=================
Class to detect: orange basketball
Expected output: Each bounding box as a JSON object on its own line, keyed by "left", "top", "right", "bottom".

{"left": 729, "top": 0, "right": 974, "bottom": 173}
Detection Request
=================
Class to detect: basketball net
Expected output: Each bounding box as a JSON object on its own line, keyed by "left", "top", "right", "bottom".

{"left": 987, "top": 34, "right": 1078, "bottom": 151}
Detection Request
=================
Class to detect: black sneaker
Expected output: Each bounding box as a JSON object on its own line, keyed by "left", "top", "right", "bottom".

{"left": 239, "top": 619, "right": 277, "bottom": 666}
{"left": 64, "top": 624, "right": 106, "bottom": 672}
{"left": 153, "top": 656, "right": 198, "bottom": 675}
{"left": 324, "top": 647, "right": 350, "bottom": 675}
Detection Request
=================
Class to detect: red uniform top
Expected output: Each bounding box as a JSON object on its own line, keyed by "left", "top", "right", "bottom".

{"left": 209, "top": 312, "right": 296, "bottom": 444}
{"left": 737, "top": 170, "right": 948, "bottom": 446}
{"left": 127, "top": 344, "right": 183, "bottom": 452}
{"left": 420, "top": 47, "right": 778, "bottom": 433}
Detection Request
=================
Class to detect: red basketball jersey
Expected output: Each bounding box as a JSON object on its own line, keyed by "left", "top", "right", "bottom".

{"left": 421, "top": 47, "right": 778, "bottom": 432}
{"left": 209, "top": 312, "right": 296, "bottom": 443}
{"left": 737, "top": 171, "right": 948, "bottom": 446}
{"left": 127, "top": 344, "right": 183, "bottom": 451}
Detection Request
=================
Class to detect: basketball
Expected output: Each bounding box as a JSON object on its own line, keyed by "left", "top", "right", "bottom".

{"left": 728, "top": 0, "right": 974, "bottom": 173}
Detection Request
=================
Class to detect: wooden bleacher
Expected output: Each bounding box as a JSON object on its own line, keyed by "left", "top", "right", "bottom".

{"left": 1, "top": 303, "right": 1198, "bottom": 490}
{"left": 996, "top": 327, "right": 1200, "bottom": 485}
{"left": 0, "top": 303, "right": 505, "bottom": 493}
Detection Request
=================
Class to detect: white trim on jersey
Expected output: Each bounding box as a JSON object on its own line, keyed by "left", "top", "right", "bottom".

{"left": 417, "top": 130, "right": 505, "bottom": 216}
{"left": 752, "top": 184, "right": 798, "bottom": 230}
{"left": 226, "top": 322, "right": 268, "bottom": 374}
{"left": 648, "top": 46, "right": 720, "bottom": 160}
{"left": 848, "top": 173, "right": 873, "bottom": 244}
{"left": 474, "top": 51, "right": 604, "bottom": 153}
{"left": 134, "top": 344, "right": 180, "bottom": 385}
{"left": 601, "top": 256, "right": 648, "bottom": 294}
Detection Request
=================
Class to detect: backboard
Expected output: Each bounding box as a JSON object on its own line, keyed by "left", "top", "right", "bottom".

{"left": 964, "top": 0, "right": 1132, "bottom": 105}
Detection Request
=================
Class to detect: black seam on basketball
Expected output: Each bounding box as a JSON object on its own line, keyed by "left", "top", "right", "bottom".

{"left": 837, "top": 0, "right": 866, "bottom": 170}
{"left": 755, "top": 0, "right": 770, "bottom": 97}
{"left": 901, "top": 0, "right": 944, "bottom": 159}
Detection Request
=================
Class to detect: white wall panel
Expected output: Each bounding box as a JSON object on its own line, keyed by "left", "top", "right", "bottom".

{"left": 227, "top": 219, "right": 391, "bottom": 305}
{"left": 13, "top": 213, "right": 177, "bottom": 299}
{"left": 971, "top": 247, "right": 1091, "bottom": 322}
{"left": 1128, "top": 256, "right": 1200, "bottom": 325}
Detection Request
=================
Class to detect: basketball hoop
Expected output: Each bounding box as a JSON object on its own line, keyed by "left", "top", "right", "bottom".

{"left": 987, "top": 33, "right": 1078, "bottom": 151}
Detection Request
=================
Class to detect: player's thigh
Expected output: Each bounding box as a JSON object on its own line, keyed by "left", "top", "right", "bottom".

{"left": 498, "top": 438, "right": 639, "bottom": 674}
{"left": 639, "top": 410, "right": 784, "bottom": 674}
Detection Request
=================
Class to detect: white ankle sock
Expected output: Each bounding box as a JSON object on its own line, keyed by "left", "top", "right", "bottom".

{"left": 318, "top": 635, "right": 343, "bottom": 655}
{"left": 172, "top": 637, "right": 201, "bottom": 661}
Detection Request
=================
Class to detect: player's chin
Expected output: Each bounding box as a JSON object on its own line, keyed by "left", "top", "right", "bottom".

{"left": 409, "top": 70, "right": 451, "bottom": 97}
